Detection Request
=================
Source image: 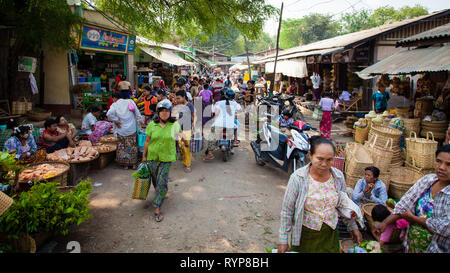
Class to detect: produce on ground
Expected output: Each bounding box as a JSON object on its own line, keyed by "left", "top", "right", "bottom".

{"left": 47, "top": 146, "right": 99, "bottom": 163}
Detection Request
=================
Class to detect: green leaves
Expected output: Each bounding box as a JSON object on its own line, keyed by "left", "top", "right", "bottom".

{"left": 0, "top": 179, "right": 93, "bottom": 237}
{"left": 94, "top": 0, "right": 277, "bottom": 43}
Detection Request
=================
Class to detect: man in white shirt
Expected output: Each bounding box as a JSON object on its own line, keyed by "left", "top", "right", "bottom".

{"left": 339, "top": 89, "right": 352, "bottom": 104}
{"left": 80, "top": 106, "right": 102, "bottom": 135}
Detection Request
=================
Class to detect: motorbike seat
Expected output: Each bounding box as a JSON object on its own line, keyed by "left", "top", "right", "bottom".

{"left": 267, "top": 125, "right": 288, "bottom": 160}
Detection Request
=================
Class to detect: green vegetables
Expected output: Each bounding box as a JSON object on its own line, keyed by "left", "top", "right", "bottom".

{"left": 0, "top": 180, "right": 93, "bottom": 237}
{"left": 132, "top": 163, "right": 150, "bottom": 179}
{"left": 359, "top": 240, "right": 382, "bottom": 253}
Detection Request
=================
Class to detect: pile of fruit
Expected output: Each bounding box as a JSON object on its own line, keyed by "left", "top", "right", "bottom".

{"left": 47, "top": 146, "right": 99, "bottom": 163}
{"left": 19, "top": 163, "right": 67, "bottom": 182}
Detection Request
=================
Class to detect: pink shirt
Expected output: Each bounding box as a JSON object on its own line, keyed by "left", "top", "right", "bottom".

{"left": 199, "top": 89, "right": 213, "bottom": 103}
{"left": 379, "top": 219, "right": 409, "bottom": 243}
{"left": 319, "top": 98, "right": 335, "bottom": 112}
{"left": 302, "top": 175, "right": 339, "bottom": 231}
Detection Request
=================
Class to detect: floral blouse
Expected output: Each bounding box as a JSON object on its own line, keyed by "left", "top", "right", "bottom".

{"left": 415, "top": 188, "right": 434, "bottom": 218}
{"left": 303, "top": 175, "right": 339, "bottom": 231}
{"left": 3, "top": 136, "right": 37, "bottom": 158}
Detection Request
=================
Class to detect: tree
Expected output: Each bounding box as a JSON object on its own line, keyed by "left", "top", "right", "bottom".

{"left": 94, "top": 0, "right": 277, "bottom": 44}
{"left": 340, "top": 9, "right": 376, "bottom": 34}
{"left": 279, "top": 14, "right": 340, "bottom": 48}
{"left": 370, "top": 5, "right": 428, "bottom": 26}
{"left": 0, "top": 0, "right": 83, "bottom": 52}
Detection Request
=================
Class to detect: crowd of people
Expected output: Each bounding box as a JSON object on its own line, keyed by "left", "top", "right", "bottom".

{"left": 0, "top": 69, "right": 448, "bottom": 254}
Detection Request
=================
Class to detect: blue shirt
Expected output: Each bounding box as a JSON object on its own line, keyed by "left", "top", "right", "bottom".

{"left": 352, "top": 178, "right": 388, "bottom": 205}
{"left": 372, "top": 90, "right": 390, "bottom": 110}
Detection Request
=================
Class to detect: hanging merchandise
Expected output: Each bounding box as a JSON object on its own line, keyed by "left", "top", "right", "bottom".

{"left": 29, "top": 73, "right": 38, "bottom": 95}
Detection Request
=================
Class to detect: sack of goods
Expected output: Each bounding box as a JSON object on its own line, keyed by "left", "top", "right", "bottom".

{"left": 132, "top": 163, "right": 150, "bottom": 200}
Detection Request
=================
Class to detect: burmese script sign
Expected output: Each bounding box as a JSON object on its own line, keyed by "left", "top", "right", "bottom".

{"left": 80, "top": 24, "right": 130, "bottom": 54}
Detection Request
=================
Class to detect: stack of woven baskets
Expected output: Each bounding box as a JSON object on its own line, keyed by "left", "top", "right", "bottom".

{"left": 367, "top": 125, "right": 403, "bottom": 167}
{"left": 344, "top": 143, "right": 373, "bottom": 189}
{"left": 402, "top": 117, "right": 421, "bottom": 138}
{"left": 421, "top": 120, "right": 448, "bottom": 140}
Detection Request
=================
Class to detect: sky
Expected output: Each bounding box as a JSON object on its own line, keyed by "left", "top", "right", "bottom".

{"left": 264, "top": 0, "right": 450, "bottom": 36}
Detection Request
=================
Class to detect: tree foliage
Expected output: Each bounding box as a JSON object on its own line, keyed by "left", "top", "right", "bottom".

{"left": 0, "top": 0, "right": 84, "bottom": 52}
{"left": 94, "top": 0, "right": 277, "bottom": 44}
{"left": 279, "top": 5, "right": 429, "bottom": 49}
{"left": 279, "top": 14, "right": 340, "bottom": 48}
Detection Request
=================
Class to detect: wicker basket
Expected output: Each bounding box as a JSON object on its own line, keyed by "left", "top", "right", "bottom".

{"left": 12, "top": 97, "right": 32, "bottom": 115}
{"left": 362, "top": 203, "right": 394, "bottom": 235}
{"left": 379, "top": 171, "right": 391, "bottom": 192}
{"left": 18, "top": 162, "right": 70, "bottom": 186}
{"left": 345, "top": 143, "right": 373, "bottom": 177}
{"left": 354, "top": 127, "right": 369, "bottom": 144}
{"left": 395, "top": 107, "right": 410, "bottom": 118}
{"left": 406, "top": 131, "right": 438, "bottom": 169}
{"left": 99, "top": 134, "right": 118, "bottom": 144}
{"left": 0, "top": 191, "right": 13, "bottom": 216}
{"left": 27, "top": 111, "right": 52, "bottom": 121}
{"left": 345, "top": 173, "right": 361, "bottom": 189}
{"left": 402, "top": 118, "right": 421, "bottom": 136}
{"left": 367, "top": 135, "right": 393, "bottom": 173}
{"left": 389, "top": 166, "right": 424, "bottom": 199}
{"left": 370, "top": 125, "right": 402, "bottom": 141}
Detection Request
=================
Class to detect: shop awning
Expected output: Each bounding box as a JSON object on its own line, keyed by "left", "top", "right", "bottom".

{"left": 265, "top": 58, "right": 308, "bottom": 78}
{"left": 358, "top": 45, "right": 450, "bottom": 77}
{"left": 139, "top": 46, "right": 193, "bottom": 66}
{"left": 230, "top": 63, "right": 252, "bottom": 71}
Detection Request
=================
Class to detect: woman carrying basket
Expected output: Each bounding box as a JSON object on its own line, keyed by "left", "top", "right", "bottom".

{"left": 374, "top": 144, "right": 450, "bottom": 253}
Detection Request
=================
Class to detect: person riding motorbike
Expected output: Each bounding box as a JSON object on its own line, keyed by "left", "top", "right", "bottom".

{"left": 204, "top": 88, "right": 241, "bottom": 160}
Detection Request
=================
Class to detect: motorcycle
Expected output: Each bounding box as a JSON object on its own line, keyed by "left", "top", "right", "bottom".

{"left": 257, "top": 94, "right": 304, "bottom": 122}
{"left": 250, "top": 121, "right": 316, "bottom": 174}
{"left": 218, "top": 127, "right": 234, "bottom": 162}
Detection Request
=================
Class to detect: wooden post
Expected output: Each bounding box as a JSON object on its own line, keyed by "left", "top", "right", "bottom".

{"left": 271, "top": 2, "right": 284, "bottom": 95}
{"left": 244, "top": 35, "right": 251, "bottom": 78}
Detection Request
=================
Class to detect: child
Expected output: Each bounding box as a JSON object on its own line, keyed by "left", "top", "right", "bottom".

{"left": 371, "top": 204, "right": 409, "bottom": 245}
{"left": 138, "top": 86, "right": 158, "bottom": 124}
{"left": 279, "top": 110, "right": 294, "bottom": 128}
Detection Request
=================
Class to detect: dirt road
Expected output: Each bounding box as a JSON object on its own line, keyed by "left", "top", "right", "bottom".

{"left": 48, "top": 111, "right": 352, "bottom": 253}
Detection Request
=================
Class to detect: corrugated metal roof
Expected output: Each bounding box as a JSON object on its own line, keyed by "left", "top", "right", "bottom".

{"left": 357, "top": 45, "right": 450, "bottom": 76}
{"left": 253, "top": 47, "right": 344, "bottom": 64}
{"left": 253, "top": 9, "right": 450, "bottom": 64}
{"left": 397, "top": 22, "right": 450, "bottom": 46}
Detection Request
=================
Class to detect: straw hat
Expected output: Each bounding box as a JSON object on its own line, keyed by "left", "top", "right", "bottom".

{"left": 0, "top": 191, "right": 13, "bottom": 216}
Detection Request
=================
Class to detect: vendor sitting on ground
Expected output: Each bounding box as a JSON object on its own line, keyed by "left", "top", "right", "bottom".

{"left": 3, "top": 125, "right": 37, "bottom": 160}
{"left": 38, "top": 119, "right": 73, "bottom": 153}
{"left": 279, "top": 110, "right": 294, "bottom": 128}
{"left": 352, "top": 166, "right": 388, "bottom": 206}
{"left": 79, "top": 106, "right": 102, "bottom": 136}
{"left": 56, "top": 116, "right": 77, "bottom": 142}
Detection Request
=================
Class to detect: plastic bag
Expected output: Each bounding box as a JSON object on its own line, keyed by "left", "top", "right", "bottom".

{"left": 128, "top": 100, "right": 136, "bottom": 112}
{"left": 132, "top": 163, "right": 150, "bottom": 179}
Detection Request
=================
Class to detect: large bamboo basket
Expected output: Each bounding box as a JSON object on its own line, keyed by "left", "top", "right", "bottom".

{"left": 366, "top": 135, "right": 393, "bottom": 173}
{"left": 402, "top": 118, "right": 421, "bottom": 137}
{"left": 18, "top": 162, "right": 70, "bottom": 186}
{"left": 370, "top": 125, "right": 402, "bottom": 143}
{"left": 379, "top": 171, "right": 391, "bottom": 192}
{"left": 345, "top": 173, "right": 361, "bottom": 189}
{"left": 405, "top": 131, "right": 438, "bottom": 169}
{"left": 389, "top": 166, "right": 424, "bottom": 199}
{"left": 345, "top": 143, "right": 373, "bottom": 177}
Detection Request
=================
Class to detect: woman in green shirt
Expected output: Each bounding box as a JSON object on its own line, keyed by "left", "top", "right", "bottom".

{"left": 142, "top": 101, "right": 188, "bottom": 222}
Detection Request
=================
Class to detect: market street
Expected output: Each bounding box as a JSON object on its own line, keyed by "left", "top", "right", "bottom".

{"left": 50, "top": 134, "right": 289, "bottom": 253}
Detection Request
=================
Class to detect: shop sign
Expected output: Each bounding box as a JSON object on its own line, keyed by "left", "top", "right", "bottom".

{"left": 128, "top": 36, "right": 136, "bottom": 53}
{"left": 80, "top": 24, "right": 130, "bottom": 54}
{"left": 18, "top": 56, "right": 37, "bottom": 73}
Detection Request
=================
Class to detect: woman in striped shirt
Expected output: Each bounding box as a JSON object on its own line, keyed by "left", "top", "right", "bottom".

{"left": 374, "top": 144, "right": 450, "bottom": 253}
{"left": 278, "top": 136, "right": 362, "bottom": 253}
